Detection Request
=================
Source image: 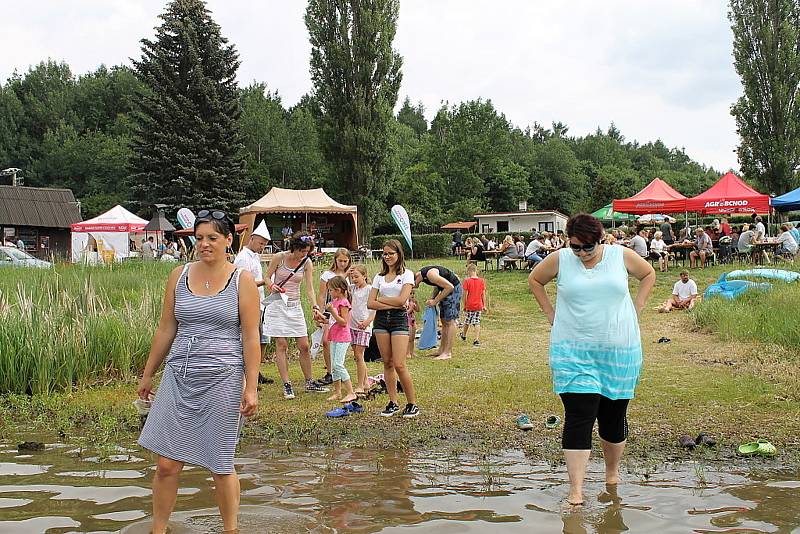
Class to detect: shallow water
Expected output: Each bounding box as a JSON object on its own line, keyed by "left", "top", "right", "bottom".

{"left": 0, "top": 440, "right": 798, "bottom": 533}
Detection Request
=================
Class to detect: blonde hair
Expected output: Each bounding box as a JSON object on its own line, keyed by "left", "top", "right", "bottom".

{"left": 503, "top": 235, "right": 514, "bottom": 245}
{"left": 466, "top": 263, "right": 478, "bottom": 275}
{"left": 654, "top": 231, "right": 663, "bottom": 239}
{"left": 327, "top": 248, "right": 352, "bottom": 274}
{"left": 350, "top": 264, "right": 370, "bottom": 283}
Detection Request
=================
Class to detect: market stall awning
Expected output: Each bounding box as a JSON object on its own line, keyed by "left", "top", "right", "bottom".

{"left": 240, "top": 187, "right": 357, "bottom": 215}
{"left": 685, "top": 172, "right": 770, "bottom": 214}
{"left": 590, "top": 204, "right": 635, "bottom": 221}
{"left": 770, "top": 185, "right": 800, "bottom": 212}
{"left": 612, "top": 178, "right": 688, "bottom": 214}
{"left": 143, "top": 212, "right": 176, "bottom": 232}
{"left": 70, "top": 205, "right": 147, "bottom": 233}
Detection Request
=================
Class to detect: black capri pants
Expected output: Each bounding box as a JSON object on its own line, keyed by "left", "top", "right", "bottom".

{"left": 560, "top": 393, "right": 630, "bottom": 450}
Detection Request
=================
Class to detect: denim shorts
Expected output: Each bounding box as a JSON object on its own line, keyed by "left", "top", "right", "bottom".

{"left": 439, "top": 284, "right": 463, "bottom": 321}
{"left": 373, "top": 309, "right": 409, "bottom": 336}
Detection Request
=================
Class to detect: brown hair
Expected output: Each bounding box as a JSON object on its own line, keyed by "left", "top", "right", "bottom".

{"left": 289, "top": 231, "right": 315, "bottom": 252}
{"left": 379, "top": 239, "right": 406, "bottom": 276}
{"left": 566, "top": 214, "right": 604, "bottom": 245}
{"left": 466, "top": 263, "right": 478, "bottom": 275}
{"left": 327, "top": 275, "right": 351, "bottom": 302}
{"left": 327, "top": 248, "right": 352, "bottom": 274}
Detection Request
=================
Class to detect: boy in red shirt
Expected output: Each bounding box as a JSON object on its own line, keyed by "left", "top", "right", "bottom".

{"left": 460, "top": 263, "right": 488, "bottom": 346}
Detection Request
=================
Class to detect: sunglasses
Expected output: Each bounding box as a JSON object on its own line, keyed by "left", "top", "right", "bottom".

{"left": 299, "top": 235, "right": 315, "bottom": 244}
{"left": 195, "top": 209, "right": 233, "bottom": 231}
{"left": 569, "top": 242, "right": 598, "bottom": 252}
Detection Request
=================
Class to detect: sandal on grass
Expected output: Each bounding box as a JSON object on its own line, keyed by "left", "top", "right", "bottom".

{"left": 325, "top": 406, "right": 350, "bottom": 418}
{"left": 738, "top": 439, "right": 776, "bottom": 457}
{"left": 545, "top": 415, "right": 561, "bottom": 429}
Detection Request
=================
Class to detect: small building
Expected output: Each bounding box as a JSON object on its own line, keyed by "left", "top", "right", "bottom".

{"left": 0, "top": 185, "right": 82, "bottom": 259}
{"left": 474, "top": 209, "right": 569, "bottom": 235}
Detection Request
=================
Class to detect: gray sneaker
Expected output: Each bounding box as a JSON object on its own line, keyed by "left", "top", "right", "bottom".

{"left": 283, "top": 382, "right": 295, "bottom": 400}
{"left": 305, "top": 379, "right": 330, "bottom": 393}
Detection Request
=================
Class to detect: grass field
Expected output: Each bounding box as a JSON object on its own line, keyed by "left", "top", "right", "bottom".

{"left": 1, "top": 257, "right": 799, "bottom": 464}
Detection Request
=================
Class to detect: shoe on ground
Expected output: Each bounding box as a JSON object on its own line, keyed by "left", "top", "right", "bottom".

{"left": 258, "top": 373, "right": 274, "bottom": 385}
{"left": 516, "top": 414, "right": 534, "bottom": 431}
{"left": 679, "top": 434, "right": 696, "bottom": 449}
{"left": 318, "top": 373, "right": 333, "bottom": 386}
{"left": 344, "top": 401, "right": 364, "bottom": 414}
{"left": 695, "top": 432, "right": 717, "bottom": 447}
{"left": 283, "top": 382, "right": 295, "bottom": 400}
{"left": 305, "top": 380, "right": 330, "bottom": 393}
{"left": 401, "top": 403, "right": 420, "bottom": 418}
{"left": 459, "top": 333, "right": 467, "bottom": 341}
{"left": 544, "top": 415, "right": 561, "bottom": 429}
{"left": 380, "top": 401, "right": 400, "bottom": 417}
{"left": 473, "top": 340, "right": 481, "bottom": 346}
{"left": 326, "top": 406, "right": 350, "bottom": 418}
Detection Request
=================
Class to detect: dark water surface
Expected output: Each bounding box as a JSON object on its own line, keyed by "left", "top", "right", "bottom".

{"left": 0, "top": 440, "right": 798, "bottom": 533}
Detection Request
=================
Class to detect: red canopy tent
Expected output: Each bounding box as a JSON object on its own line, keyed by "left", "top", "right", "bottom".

{"left": 684, "top": 172, "right": 770, "bottom": 214}
{"left": 612, "top": 178, "right": 687, "bottom": 214}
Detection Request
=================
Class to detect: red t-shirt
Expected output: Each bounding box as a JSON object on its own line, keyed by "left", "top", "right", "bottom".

{"left": 462, "top": 277, "right": 486, "bottom": 311}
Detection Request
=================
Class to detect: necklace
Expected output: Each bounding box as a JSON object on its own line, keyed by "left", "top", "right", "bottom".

{"left": 205, "top": 280, "right": 210, "bottom": 290}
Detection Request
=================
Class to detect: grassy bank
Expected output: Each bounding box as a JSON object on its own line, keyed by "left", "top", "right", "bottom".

{"left": 2, "top": 258, "right": 800, "bottom": 465}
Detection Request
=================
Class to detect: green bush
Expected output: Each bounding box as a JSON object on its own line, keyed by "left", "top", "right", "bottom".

{"left": 370, "top": 233, "right": 452, "bottom": 258}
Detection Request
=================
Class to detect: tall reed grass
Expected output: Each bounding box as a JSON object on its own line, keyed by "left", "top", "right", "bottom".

{"left": 0, "top": 262, "right": 172, "bottom": 394}
{"left": 693, "top": 277, "right": 800, "bottom": 351}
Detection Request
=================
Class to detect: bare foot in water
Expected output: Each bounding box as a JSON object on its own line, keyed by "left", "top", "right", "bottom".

{"left": 326, "top": 394, "right": 340, "bottom": 401}
{"left": 340, "top": 394, "right": 357, "bottom": 403}
{"left": 433, "top": 353, "right": 451, "bottom": 360}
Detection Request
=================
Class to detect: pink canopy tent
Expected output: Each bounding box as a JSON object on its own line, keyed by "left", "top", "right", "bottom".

{"left": 612, "top": 178, "right": 688, "bottom": 214}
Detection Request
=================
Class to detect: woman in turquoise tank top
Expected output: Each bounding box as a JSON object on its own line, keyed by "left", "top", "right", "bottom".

{"left": 528, "top": 214, "right": 655, "bottom": 507}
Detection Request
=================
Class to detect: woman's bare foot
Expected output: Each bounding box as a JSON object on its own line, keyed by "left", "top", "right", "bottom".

{"left": 326, "top": 394, "right": 340, "bottom": 401}
{"left": 433, "top": 353, "right": 452, "bottom": 360}
{"left": 354, "top": 388, "right": 365, "bottom": 396}
{"left": 340, "top": 394, "right": 357, "bottom": 403}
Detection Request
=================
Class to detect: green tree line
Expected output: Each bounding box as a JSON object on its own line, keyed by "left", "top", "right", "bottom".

{"left": 0, "top": 61, "right": 720, "bottom": 227}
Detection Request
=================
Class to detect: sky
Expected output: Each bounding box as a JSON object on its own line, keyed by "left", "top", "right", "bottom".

{"left": 0, "top": 0, "right": 741, "bottom": 172}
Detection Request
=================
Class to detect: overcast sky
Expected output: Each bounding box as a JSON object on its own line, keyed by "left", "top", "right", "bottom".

{"left": 0, "top": 0, "right": 741, "bottom": 171}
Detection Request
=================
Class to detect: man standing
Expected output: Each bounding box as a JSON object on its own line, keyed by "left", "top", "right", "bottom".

{"left": 16, "top": 237, "right": 24, "bottom": 250}
{"left": 453, "top": 229, "right": 463, "bottom": 256}
{"left": 658, "top": 271, "right": 699, "bottom": 312}
{"left": 282, "top": 223, "right": 292, "bottom": 250}
{"left": 234, "top": 220, "right": 274, "bottom": 385}
{"left": 659, "top": 220, "right": 675, "bottom": 245}
{"left": 141, "top": 237, "right": 156, "bottom": 260}
{"left": 415, "top": 265, "right": 462, "bottom": 361}
{"left": 754, "top": 216, "right": 766, "bottom": 241}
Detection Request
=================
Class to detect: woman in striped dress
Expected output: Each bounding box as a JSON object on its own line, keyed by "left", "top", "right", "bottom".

{"left": 528, "top": 213, "right": 655, "bottom": 507}
{"left": 137, "top": 211, "right": 261, "bottom": 534}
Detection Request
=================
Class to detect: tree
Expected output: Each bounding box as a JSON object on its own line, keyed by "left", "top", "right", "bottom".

{"left": 397, "top": 96, "right": 427, "bottom": 136}
{"left": 729, "top": 0, "right": 800, "bottom": 193}
{"left": 130, "top": 0, "right": 247, "bottom": 215}
{"left": 306, "top": 0, "right": 403, "bottom": 239}
{"left": 529, "top": 138, "right": 589, "bottom": 214}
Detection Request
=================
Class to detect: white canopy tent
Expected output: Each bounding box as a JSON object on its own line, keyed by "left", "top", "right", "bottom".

{"left": 70, "top": 205, "right": 147, "bottom": 263}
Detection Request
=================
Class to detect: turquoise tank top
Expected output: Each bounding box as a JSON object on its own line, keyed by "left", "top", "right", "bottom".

{"left": 550, "top": 245, "right": 642, "bottom": 400}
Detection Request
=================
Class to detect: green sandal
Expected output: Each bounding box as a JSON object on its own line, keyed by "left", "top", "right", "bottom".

{"left": 738, "top": 439, "right": 776, "bottom": 457}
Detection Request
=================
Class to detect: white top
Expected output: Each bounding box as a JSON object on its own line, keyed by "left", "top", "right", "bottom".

{"left": 525, "top": 240, "right": 543, "bottom": 256}
{"left": 233, "top": 247, "right": 265, "bottom": 302}
{"left": 755, "top": 221, "right": 766, "bottom": 238}
{"left": 672, "top": 279, "right": 698, "bottom": 300}
{"left": 630, "top": 235, "right": 648, "bottom": 257}
{"left": 372, "top": 269, "right": 415, "bottom": 298}
{"left": 650, "top": 239, "right": 667, "bottom": 253}
{"left": 349, "top": 285, "right": 373, "bottom": 332}
{"left": 777, "top": 231, "right": 798, "bottom": 253}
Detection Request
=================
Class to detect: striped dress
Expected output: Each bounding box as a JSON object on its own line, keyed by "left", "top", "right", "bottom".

{"left": 549, "top": 245, "right": 642, "bottom": 400}
{"left": 138, "top": 263, "right": 244, "bottom": 474}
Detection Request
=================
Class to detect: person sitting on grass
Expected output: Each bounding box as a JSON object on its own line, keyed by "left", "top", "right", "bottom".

{"left": 459, "top": 263, "right": 488, "bottom": 346}
{"left": 689, "top": 227, "right": 713, "bottom": 268}
{"left": 658, "top": 271, "right": 699, "bottom": 312}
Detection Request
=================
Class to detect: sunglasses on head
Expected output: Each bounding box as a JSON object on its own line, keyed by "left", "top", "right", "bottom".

{"left": 569, "top": 242, "right": 598, "bottom": 252}
{"left": 299, "top": 235, "right": 315, "bottom": 244}
{"left": 195, "top": 209, "right": 232, "bottom": 229}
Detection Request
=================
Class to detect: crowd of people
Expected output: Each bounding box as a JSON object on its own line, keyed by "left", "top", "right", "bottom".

{"left": 135, "top": 208, "right": 797, "bottom": 530}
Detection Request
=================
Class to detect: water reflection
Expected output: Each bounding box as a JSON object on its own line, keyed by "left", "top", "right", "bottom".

{"left": 0, "top": 439, "right": 797, "bottom": 533}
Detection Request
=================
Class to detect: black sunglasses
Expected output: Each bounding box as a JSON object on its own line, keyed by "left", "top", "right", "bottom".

{"left": 569, "top": 242, "right": 598, "bottom": 252}
{"left": 195, "top": 209, "right": 233, "bottom": 231}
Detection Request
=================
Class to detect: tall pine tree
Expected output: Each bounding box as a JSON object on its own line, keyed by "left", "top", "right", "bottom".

{"left": 130, "top": 0, "right": 247, "bottom": 215}
{"left": 305, "top": 0, "right": 402, "bottom": 239}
